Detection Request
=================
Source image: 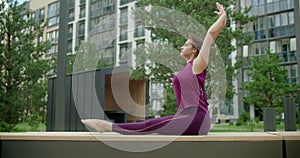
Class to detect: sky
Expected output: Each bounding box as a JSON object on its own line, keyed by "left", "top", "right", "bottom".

{"left": 17, "top": 0, "right": 27, "bottom": 4}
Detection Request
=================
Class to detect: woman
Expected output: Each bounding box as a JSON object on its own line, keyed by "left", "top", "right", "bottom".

{"left": 81, "top": 2, "right": 226, "bottom": 135}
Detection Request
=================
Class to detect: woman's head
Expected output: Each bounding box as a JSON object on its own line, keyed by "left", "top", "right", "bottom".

{"left": 188, "top": 35, "right": 203, "bottom": 53}
{"left": 180, "top": 35, "right": 203, "bottom": 61}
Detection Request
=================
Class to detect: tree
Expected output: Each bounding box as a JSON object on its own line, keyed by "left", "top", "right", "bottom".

{"left": 131, "top": 0, "right": 254, "bottom": 115}
{"left": 241, "top": 49, "right": 300, "bottom": 119}
{"left": 0, "top": 0, "right": 52, "bottom": 131}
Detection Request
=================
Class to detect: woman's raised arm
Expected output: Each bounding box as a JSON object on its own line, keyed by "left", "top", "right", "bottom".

{"left": 192, "top": 2, "right": 227, "bottom": 74}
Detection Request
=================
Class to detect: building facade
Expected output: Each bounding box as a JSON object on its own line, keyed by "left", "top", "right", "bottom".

{"left": 230, "top": 0, "right": 300, "bottom": 120}
{"left": 28, "top": 0, "right": 164, "bottom": 115}
{"left": 30, "top": 0, "right": 60, "bottom": 58}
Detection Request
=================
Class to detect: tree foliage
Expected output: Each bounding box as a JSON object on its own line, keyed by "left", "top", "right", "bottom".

{"left": 0, "top": 0, "right": 52, "bottom": 131}
{"left": 132, "top": 0, "right": 255, "bottom": 115}
{"left": 241, "top": 49, "right": 300, "bottom": 111}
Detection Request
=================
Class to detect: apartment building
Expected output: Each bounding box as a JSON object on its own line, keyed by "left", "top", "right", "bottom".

{"left": 29, "top": 0, "right": 59, "bottom": 57}
{"left": 27, "top": 0, "right": 164, "bottom": 115}
{"left": 229, "top": 0, "right": 300, "bottom": 120}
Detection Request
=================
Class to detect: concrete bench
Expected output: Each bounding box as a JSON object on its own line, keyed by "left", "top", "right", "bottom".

{"left": 1, "top": 132, "right": 299, "bottom": 158}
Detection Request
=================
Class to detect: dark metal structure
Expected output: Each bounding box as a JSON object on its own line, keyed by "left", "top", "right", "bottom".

{"left": 47, "top": 66, "right": 149, "bottom": 131}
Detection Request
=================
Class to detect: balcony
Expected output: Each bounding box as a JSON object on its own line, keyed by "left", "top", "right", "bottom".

{"left": 268, "top": 24, "right": 295, "bottom": 39}
{"left": 277, "top": 50, "right": 297, "bottom": 63}
{"left": 91, "top": 5, "right": 115, "bottom": 18}
{"left": 244, "top": 24, "right": 295, "bottom": 41}
{"left": 267, "top": 0, "right": 294, "bottom": 14}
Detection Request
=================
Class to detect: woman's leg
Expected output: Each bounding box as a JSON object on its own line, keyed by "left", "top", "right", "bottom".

{"left": 82, "top": 107, "right": 210, "bottom": 135}
{"left": 112, "top": 114, "right": 189, "bottom": 135}
{"left": 81, "top": 119, "right": 112, "bottom": 133}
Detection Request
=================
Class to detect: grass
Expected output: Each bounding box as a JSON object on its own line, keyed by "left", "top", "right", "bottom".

{"left": 11, "top": 122, "right": 296, "bottom": 133}
{"left": 14, "top": 123, "right": 46, "bottom": 132}
{"left": 210, "top": 122, "right": 286, "bottom": 132}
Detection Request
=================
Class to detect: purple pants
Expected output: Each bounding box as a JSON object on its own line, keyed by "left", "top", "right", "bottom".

{"left": 112, "top": 106, "right": 210, "bottom": 135}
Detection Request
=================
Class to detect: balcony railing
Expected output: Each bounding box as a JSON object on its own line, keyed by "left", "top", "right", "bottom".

{"left": 277, "top": 50, "right": 297, "bottom": 63}
{"left": 243, "top": 50, "right": 297, "bottom": 67}
{"left": 244, "top": 24, "right": 295, "bottom": 41}
{"left": 90, "top": 5, "right": 115, "bottom": 18}
{"left": 267, "top": 0, "right": 294, "bottom": 14}
{"left": 268, "top": 24, "right": 295, "bottom": 38}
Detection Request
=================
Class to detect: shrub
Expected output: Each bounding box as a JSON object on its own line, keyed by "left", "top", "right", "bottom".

{"left": 236, "top": 111, "right": 251, "bottom": 126}
{"left": 0, "top": 121, "right": 11, "bottom": 132}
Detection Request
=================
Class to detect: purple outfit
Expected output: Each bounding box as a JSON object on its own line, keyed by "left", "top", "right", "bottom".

{"left": 112, "top": 60, "right": 210, "bottom": 135}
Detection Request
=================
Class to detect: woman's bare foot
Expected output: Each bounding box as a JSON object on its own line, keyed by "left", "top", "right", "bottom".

{"left": 81, "top": 119, "right": 112, "bottom": 133}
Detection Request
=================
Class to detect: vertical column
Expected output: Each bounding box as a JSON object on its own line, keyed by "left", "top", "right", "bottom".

{"left": 294, "top": 0, "right": 300, "bottom": 130}
{"left": 55, "top": 0, "right": 69, "bottom": 131}
{"left": 284, "top": 96, "right": 296, "bottom": 131}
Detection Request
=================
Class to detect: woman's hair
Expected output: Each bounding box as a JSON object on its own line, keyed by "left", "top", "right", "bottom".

{"left": 188, "top": 35, "right": 203, "bottom": 54}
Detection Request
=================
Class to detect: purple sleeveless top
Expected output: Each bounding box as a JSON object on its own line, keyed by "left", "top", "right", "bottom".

{"left": 172, "top": 60, "right": 208, "bottom": 113}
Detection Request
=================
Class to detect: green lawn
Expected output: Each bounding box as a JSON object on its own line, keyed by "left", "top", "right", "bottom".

{"left": 14, "top": 123, "right": 46, "bottom": 132}
{"left": 12, "top": 122, "right": 297, "bottom": 132}
{"left": 210, "top": 122, "right": 286, "bottom": 132}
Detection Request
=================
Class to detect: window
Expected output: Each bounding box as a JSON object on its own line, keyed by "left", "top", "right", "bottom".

{"left": 68, "top": 10, "right": 74, "bottom": 22}
{"left": 291, "top": 65, "right": 298, "bottom": 79}
{"left": 253, "top": 0, "right": 258, "bottom": 6}
{"left": 90, "top": 17, "right": 100, "bottom": 29}
{"left": 258, "top": 17, "right": 264, "bottom": 29}
{"left": 48, "top": 2, "right": 60, "bottom": 27}
{"left": 37, "top": 35, "right": 43, "bottom": 45}
{"left": 290, "top": 38, "right": 296, "bottom": 51}
{"left": 274, "top": 14, "right": 280, "bottom": 27}
{"left": 47, "top": 30, "right": 59, "bottom": 43}
{"left": 281, "top": 13, "right": 288, "bottom": 26}
{"left": 260, "top": 42, "right": 267, "bottom": 54}
{"left": 136, "top": 40, "right": 145, "bottom": 50}
{"left": 46, "top": 30, "right": 59, "bottom": 55}
{"left": 80, "top": 7, "right": 86, "bottom": 18}
{"left": 119, "top": 43, "right": 128, "bottom": 58}
{"left": 254, "top": 43, "right": 260, "bottom": 55}
{"left": 78, "top": 21, "right": 85, "bottom": 36}
{"left": 243, "top": 69, "right": 250, "bottom": 82}
{"left": 288, "top": 11, "right": 294, "bottom": 24}
{"left": 31, "top": 12, "right": 36, "bottom": 20}
{"left": 245, "top": 0, "right": 252, "bottom": 7}
{"left": 243, "top": 45, "right": 248, "bottom": 57}
{"left": 268, "top": 16, "right": 274, "bottom": 28}
{"left": 39, "top": 8, "right": 45, "bottom": 22}
{"left": 240, "top": 0, "right": 246, "bottom": 9}
{"left": 287, "top": 0, "right": 294, "bottom": 8}
{"left": 77, "top": 36, "right": 85, "bottom": 48}
{"left": 120, "top": 7, "right": 128, "bottom": 24}
{"left": 80, "top": 0, "right": 86, "bottom": 5}
{"left": 120, "top": 27, "right": 128, "bottom": 41}
{"left": 68, "top": 24, "right": 73, "bottom": 39}
{"left": 67, "top": 40, "right": 72, "bottom": 53}
{"left": 270, "top": 41, "right": 276, "bottom": 53}
{"left": 134, "top": 24, "right": 145, "bottom": 37}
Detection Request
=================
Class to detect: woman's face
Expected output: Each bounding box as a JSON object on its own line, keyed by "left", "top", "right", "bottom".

{"left": 180, "top": 40, "right": 197, "bottom": 59}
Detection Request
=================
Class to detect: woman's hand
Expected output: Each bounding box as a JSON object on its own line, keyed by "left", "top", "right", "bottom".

{"left": 214, "top": 2, "right": 226, "bottom": 17}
